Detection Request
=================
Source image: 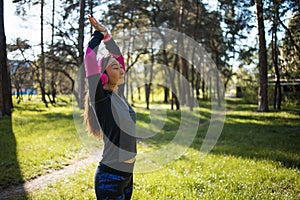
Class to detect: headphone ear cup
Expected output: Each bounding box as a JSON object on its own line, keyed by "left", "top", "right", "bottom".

{"left": 100, "top": 73, "right": 108, "bottom": 85}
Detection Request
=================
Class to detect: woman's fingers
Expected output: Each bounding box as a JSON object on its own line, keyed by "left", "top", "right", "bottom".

{"left": 87, "top": 15, "right": 107, "bottom": 32}
{"left": 87, "top": 15, "right": 97, "bottom": 26}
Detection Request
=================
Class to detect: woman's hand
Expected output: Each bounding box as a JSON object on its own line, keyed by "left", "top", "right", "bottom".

{"left": 88, "top": 14, "right": 108, "bottom": 36}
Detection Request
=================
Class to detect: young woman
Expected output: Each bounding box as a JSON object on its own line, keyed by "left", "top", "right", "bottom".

{"left": 84, "top": 15, "right": 137, "bottom": 200}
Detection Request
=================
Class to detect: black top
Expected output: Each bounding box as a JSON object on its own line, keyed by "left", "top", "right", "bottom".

{"left": 84, "top": 31, "right": 137, "bottom": 172}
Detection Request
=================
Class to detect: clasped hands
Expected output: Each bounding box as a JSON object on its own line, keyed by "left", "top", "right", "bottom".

{"left": 88, "top": 14, "right": 108, "bottom": 37}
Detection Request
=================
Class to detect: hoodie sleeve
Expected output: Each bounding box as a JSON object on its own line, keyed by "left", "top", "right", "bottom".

{"left": 84, "top": 30, "right": 105, "bottom": 102}
{"left": 103, "top": 34, "right": 125, "bottom": 72}
{"left": 103, "top": 34, "right": 126, "bottom": 97}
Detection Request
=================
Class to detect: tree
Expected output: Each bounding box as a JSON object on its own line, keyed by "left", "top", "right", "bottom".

{"left": 255, "top": 0, "right": 269, "bottom": 112}
{"left": 103, "top": 0, "right": 229, "bottom": 109}
{"left": 13, "top": 0, "right": 48, "bottom": 107}
{"left": 269, "top": 0, "right": 282, "bottom": 110}
{"left": 57, "top": 0, "right": 104, "bottom": 108}
{"left": 279, "top": 1, "right": 300, "bottom": 60}
{"left": 281, "top": 12, "right": 300, "bottom": 77}
{"left": 77, "top": 0, "right": 85, "bottom": 109}
{"left": 0, "top": 0, "right": 13, "bottom": 116}
{"left": 39, "top": 0, "right": 47, "bottom": 107}
{"left": 49, "top": 0, "right": 57, "bottom": 104}
{"left": 265, "top": 0, "right": 300, "bottom": 109}
{"left": 217, "top": 0, "right": 254, "bottom": 92}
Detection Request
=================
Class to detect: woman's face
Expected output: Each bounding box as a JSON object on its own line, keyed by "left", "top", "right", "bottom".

{"left": 105, "top": 57, "right": 125, "bottom": 87}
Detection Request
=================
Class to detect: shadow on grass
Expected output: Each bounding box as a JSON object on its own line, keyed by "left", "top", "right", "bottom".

{"left": 0, "top": 116, "right": 28, "bottom": 199}
{"left": 197, "top": 122, "right": 300, "bottom": 169}
{"left": 139, "top": 98, "right": 300, "bottom": 170}
{"left": 192, "top": 98, "right": 300, "bottom": 169}
{"left": 12, "top": 99, "right": 71, "bottom": 113}
{"left": 136, "top": 109, "right": 203, "bottom": 146}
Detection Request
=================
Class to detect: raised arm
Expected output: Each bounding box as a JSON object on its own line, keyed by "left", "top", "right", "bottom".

{"left": 84, "top": 15, "right": 107, "bottom": 102}
{"left": 103, "top": 35, "right": 126, "bottom": 97}
{"left": 87, "top": 15, "right": 125, "bottom": 71}
{"left": 84, "top": 15, "right": 126, "bottom": 100}
{"left": 103, "top": 35, "right": 125, "bottom": 72}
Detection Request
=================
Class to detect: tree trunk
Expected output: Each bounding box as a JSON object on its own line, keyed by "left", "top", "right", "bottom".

{"left": 130, "top": 72, "right": 134, "bottom": 106}
{"left": 209, "top": 8, "right": 222, "bottom": 107}
{"left": 0, "top": 0, "right": 12, "bottom": 116}
{"left": 77, "top": 0, "right": 86, "bottom": 109}
{"left": 50, "top": 0, "right": 56, "bottom": 104}
{"left": 161, "top": 36, "right": 179, "bottom": 110}
{"left": 202, "top": 79, "right": 206, "bottom": 100}
{"left": 210, "top": 32, "right": 221, "bottom": 107}
{"left": 145, "top": 29, "right": 154, "bottom": 110}
{"left": 177, "top": 0, "right": 184, "bottom": 106}
{"left": 192, "top": 0, "right": 199, "bottom": 97}
{"left": 216, "top": 69, "right": 221, "bottom": 107}
{"left": 164, "top": 87, "right": 169, "bottom": 103}
{"left": 272, "top": 4, "right": 281, "bottom": 110}
{"left": 195, "top": 73, "right": 200, "bottom": 100}
{"left": 40, "top": 0, "right": 47, "bottom": 107}
{"left": 255, "top": 0, "right": 269, "bottom": 112}
{"left": 89, "top": 0, "right": 93, "bottom": 35}
{"left": 51, "top": 0, "right": 55, "bottom": 44}
{"left": 50, "top": 74, "right": 56, "bottom": 104}
{"left": 146, "top": 47, "right": 154, "bottom": 110}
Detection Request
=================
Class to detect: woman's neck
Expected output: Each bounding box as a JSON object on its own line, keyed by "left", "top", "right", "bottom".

{"left": 103, "top": 84, "right": 117, "bottom": 92}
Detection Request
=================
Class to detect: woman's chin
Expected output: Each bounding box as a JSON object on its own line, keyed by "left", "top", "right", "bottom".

{"left": 118, "top": 79, "right": 125, "bottom": 85}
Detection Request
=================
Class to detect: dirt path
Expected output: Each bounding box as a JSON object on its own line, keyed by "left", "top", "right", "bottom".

{"left": 0, "top": 151, "right": 101, "bottom": 199}
{"left": 0, "top": 111, "right": 226, "bottom": 199}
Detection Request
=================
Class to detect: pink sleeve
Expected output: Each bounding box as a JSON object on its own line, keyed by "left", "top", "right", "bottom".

{"left": 84, "top": 47, "right": 101, "bottom": 77}
{"left": 117, "top": 55, "right": 125, "bottom": 71}
{"left": 103, "top": 33, "right": 112, "bottom": 42}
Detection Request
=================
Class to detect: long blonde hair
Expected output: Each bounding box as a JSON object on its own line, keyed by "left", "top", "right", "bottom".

{"left": 83, "top": 55, "right": 113, "bottom": 139}
{"left": 83, "top": 91, "right": 103, "bottom": 139}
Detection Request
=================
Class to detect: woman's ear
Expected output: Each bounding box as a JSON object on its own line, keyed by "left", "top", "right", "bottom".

{"left": 101, "top": 73, "right": 108, "bottom": 85}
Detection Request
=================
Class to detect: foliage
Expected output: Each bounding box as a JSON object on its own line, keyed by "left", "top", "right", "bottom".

{"left": 217, "top": 0, "right": 255, "bottom": 88}
{"left": 7, "top": 0, "right": 300, "bottom": 108}
{"left": 281, "top": 12, "right": 300, "bottom": 79}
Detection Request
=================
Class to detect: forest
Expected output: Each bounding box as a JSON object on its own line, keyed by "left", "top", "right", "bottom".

{"left": 0, "top": 1, "right": 300, "bottom": 199}
{"left": 1, "top": 0, "right": 299, "bottom": 115}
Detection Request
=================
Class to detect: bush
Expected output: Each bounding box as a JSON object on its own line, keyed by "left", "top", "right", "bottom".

{"left": 241, "top": 85, "right": 257, "bottom": 104}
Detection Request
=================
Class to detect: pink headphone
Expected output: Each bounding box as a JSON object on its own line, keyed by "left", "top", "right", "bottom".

{"left": 101, "top": 73, "right": 108, "bottom": 85}
{"left": 98, "top": 57, "right": 109, "bottom": 85}
{"left": 98, "top": 54, "right": 124, "bottom": 85}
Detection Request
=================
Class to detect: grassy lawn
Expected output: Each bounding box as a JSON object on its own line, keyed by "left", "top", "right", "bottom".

{"left": 0, "top": 96, "right": 87, "bottom": 190}
{"left": 0, "top": 96, "right": 300, "bottom": 199}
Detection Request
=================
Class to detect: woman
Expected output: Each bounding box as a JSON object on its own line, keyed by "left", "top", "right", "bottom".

{"left": 84, "top": 15, "right": 137, "bottom": 200}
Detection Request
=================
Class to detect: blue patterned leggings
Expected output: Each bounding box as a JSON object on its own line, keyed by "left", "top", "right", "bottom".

{"left": 94, "top": 164, "right": 133, "bottom": 200}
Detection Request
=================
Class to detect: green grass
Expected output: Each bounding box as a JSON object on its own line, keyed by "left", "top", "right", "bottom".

{"left": 212, "top": 98, "right": 300, "bottom": 169}
{"left": 0, "top": 96, "right": 87, "bottom": 190}
{"left": 1, "top": 96, "right": 300, "bottom": 199}
{"left": 28, "top": 150, "right": 300, "bottom": 200}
